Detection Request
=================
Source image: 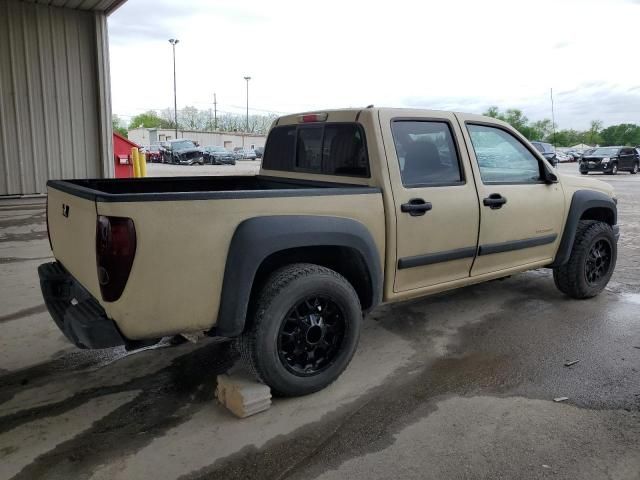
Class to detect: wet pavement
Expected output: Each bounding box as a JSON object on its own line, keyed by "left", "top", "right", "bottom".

{"left": 1, "top": 164, "right": 639, "bottom": 480}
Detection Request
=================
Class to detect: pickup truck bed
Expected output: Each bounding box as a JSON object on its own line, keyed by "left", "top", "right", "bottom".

{"left": 45, "top": 175, "right": 385, "bottom": 347}
{"left": 49, "top": 175, "right": 376, "bottom": 201}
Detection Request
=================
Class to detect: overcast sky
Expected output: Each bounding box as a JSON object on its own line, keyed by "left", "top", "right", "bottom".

{"left": 108, "top": 0, "right": 640, "bottom": 130}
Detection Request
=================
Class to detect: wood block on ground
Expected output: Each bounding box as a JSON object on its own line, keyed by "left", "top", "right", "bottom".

{"left": 216, "top": 368, "right": 272, "bottom": 418}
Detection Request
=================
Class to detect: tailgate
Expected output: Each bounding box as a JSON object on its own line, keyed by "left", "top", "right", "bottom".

{"left": 47, "top": 186, "right": 101, "bottom": 299}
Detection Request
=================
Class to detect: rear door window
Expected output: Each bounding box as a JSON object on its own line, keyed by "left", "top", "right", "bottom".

{"left": 262, "top": 123, "right": 369, "bottom": 177}
{"left": 391, "top": 120, "right": 464, "bottom": 187}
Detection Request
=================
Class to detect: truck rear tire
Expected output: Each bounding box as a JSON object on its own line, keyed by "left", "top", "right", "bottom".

{"left": 553, "top": 220, "right": 616, "bottom": 299}
{"left": 240, "top": 263, "right": 362, "bottom": 397}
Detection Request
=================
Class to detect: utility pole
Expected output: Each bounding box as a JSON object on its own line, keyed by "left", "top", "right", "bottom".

{"left": 243, "top": 76, "right": 251, "bottom": 148}
{"left": 213, "top": 92, "right": 217, "bottom": 131}
{"left": 550, "top": 87, "right": 556, "bottom": 147}
{"left": 169, "top": 38, "right": 179, "bottom": 139}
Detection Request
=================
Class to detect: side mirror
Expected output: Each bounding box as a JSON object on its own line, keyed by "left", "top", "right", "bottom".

{"left": 544, "top": 169, "right": 558, "bottom": 184}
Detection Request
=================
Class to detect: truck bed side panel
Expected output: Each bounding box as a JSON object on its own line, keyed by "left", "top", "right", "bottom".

{"left": 95, "top": 192, "right": 385, "bottom": 340}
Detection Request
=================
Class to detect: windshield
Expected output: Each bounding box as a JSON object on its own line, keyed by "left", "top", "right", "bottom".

{"left": 171, "top": 140, "right": 196, "bottom": 150}
{"left": 205, "top": 146, "right": 226, "bottom": 152}
{"left": 591, "top": 147, "right": 619, "bottom": 156}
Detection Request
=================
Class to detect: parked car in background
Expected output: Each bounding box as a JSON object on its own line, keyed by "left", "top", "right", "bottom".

{"left": 201, "top": 146, "right": 236, "bottom": 165}
{"left": 566, "top": 150, "right": 582, "bottom": 162}
{"left": 555, "top": 151, "right": 573, "bottom": 163}
{"left": 254, "top": 146, "right": 264, "bottom": 158}
{"left": 143, "top": 145, "right": 162, "bottom": 163}
{"left": 579, "top": 146, "right": 639, "bottom": 175}
{"left": 233, "top": 147, "right": 258, "bottom": 160}
{"left": 161, "top": 139, "right": 205, "bottom": 165}
{"left": 530, "top": 141, "right": 558, "bottom": 167}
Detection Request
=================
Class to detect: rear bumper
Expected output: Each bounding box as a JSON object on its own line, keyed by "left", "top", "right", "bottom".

{"left": 38, "top": 261, "right": 125, "bottom": 349}
{"left": 613, "top": 224, "right": 620, "bottom": 241}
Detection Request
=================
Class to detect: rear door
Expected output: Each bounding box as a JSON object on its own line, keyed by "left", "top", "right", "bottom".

{"left": 620, "top": 148, "right": 633, "bottom": 169}
{"left": 380, "top": 109, "right": 480, "bottom": 292}
{"left": 47, "top": 185, "right": 101, "bottom": 298}
{"left": 456, "top": 115, "right": 565, "bottom": 276}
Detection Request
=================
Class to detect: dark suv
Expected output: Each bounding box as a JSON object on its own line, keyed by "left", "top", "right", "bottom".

{"left": 580, "top": 146, "right": 639, "bottom": 175}
{"left": 161, "top": 139, "right": 204, "bottom": 165}
{"left": 530, "top": 141, "right": 558, "bottom": 167}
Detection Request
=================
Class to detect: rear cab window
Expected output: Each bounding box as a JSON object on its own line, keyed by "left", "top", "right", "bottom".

{"left": 262, "top": 123, "right": 370, "bottom": 177}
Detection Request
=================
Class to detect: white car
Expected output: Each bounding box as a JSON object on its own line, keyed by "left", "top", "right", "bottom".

{"left": 555, "top": 151, "right": 573, "bottom": 163}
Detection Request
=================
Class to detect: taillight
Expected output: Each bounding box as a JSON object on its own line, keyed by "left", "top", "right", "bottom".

{"left": 298, "top": 112, "right": 328, "bottom": 123}
{"left": 96, "top": 215, "right": 136, "bottom": 302}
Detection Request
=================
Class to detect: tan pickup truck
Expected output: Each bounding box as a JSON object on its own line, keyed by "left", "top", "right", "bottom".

{"left": 40, "top": 108, "right": 619, "bottom": 396}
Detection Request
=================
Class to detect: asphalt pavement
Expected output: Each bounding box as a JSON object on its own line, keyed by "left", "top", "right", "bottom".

{"left": 0, "top": 163, "right": 638, "bottom": 480}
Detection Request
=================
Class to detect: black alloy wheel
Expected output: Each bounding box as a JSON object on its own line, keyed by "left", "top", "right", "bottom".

{"left": 584, "top": 239, "right": 612, "bottom": 286}
{"left": 277, "top": 295, "right": 346, "bottom": 376}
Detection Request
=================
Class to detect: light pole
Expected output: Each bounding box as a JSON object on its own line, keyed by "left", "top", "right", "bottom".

{"left": 243, "top": 76, "right": 251, "bottom": 147}
{"left": 169, "top": 38, "right": 179, "bottom": 139}
{"left": 550, "top": 87, "right": 556, "bottom": 147}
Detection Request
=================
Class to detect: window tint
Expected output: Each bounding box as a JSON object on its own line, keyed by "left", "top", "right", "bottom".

{"left": 391, "top": 121, "right": 463, "bottom": 187}
{"left": 322, "top": 124, "right": 368, "bottom": 176}
{"left": 467, "top": 124, "right": 542, "bottom": 184}
{"left": 296, "top": 126, "right": 323, "bottom": 171}
{"left": 262, "top": 126, "right": 295, "bottom": 171}
{"left": 262, "top": 123, "right": 369, "bottom": 177}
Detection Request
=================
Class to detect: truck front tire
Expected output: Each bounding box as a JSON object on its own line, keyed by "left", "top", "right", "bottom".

{"left": 553, "top": 220, "right": 616, "bottom": 299}
{"left": 240, "top": 263, "right": 362, "bottom": 397}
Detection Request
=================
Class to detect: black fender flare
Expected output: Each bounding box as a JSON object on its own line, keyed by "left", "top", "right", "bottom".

{"left": 213, "top": 215, "right": 383, "bottom": 337}
{"left": 550, "top": 190, "right": 617, "bottom": 267}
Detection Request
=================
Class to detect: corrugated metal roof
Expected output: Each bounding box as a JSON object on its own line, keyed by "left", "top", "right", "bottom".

{"left": 20, "top": 0, "right": 127, "bottom": 14}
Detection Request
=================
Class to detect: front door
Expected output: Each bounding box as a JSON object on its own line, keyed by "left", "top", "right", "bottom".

{"left": 457, "top": 116, "right": 566, "bottom": 276}
{"left": 380, "top": 110, "right": 480, "bottom": 292}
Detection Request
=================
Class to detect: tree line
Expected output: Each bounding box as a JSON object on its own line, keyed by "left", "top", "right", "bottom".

{"left": 112, "top": 105, "right": 640, "bottom": 148}
{"left": 483, "top": 107, "right": 640, "bottom": 147}
{"left": 112, "top": 107, "right": 277, "bottom": 137}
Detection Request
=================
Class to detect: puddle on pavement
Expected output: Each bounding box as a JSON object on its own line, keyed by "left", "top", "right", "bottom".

{"left": 620, "top": 293, "right": 640, "bottom": 305}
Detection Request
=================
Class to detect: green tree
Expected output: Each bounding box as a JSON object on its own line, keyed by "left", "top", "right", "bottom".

{"left": 128, "top": 110, "right": 171, "bottom": 130}
{"left": 600, "top": 124, "right": 640, "bottom": 146}
{"left": 112, "top": 114, "right": 127, "bottom": 136}
{"left": 585, "top": 120, "right": 603, "bottom": 145}
{"left": 484, "top": 106, "right": 500, "bottom": 118}
{"left": 481, "top": 106, "right": 546, "bottom": 140}
{"left": 530, "top": 119, "right": 553, "bottom": 141}
{"left": 550, "top": 129, "right": 583, "bottom": 147}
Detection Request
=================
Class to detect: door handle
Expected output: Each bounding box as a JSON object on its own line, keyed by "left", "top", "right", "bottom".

{"left": 483, "top": 193, "right": 507, "bottom": 209}
{"left": 401, "top": 198, "right": 433, "bottom": 216}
